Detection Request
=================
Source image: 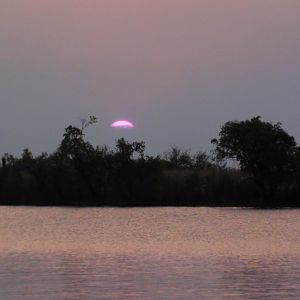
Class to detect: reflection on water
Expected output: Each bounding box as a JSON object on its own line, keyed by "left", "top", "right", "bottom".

{"left": 0, "top": 207, "right": 300, "bottom": 299}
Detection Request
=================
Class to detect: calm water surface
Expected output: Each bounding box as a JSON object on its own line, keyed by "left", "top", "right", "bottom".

{"left": 0, "top": 207, "right": 300, "bottom": 299}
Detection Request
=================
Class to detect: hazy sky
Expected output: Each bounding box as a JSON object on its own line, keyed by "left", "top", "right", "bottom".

{"left": 1, "top": 0, "right": 300, "bottom": 155}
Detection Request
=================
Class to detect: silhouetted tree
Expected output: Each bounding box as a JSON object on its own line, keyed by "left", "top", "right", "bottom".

{"left": 57, "top": 117, "right": 101, "bottom": 201}
{"left": 80, "top": 116, "right": 98, "bottom": 133}
{"left": 193, "top": 151, "right": 212, "bottom": 169}
{"left": 58, "top": 116, "right": 98, "bottom": 159}
{"left": 0, "top": 116, "right": 299, "bottom": 207}
{"left": 165, "top": 146, "right": 193, "bottom": 168}
{"left": 212, "top": 116, "right": 297, "bottom": 206}
{"left": 293, "top": 146, "right": 300, "bottom": 200}
{"left": 115, "top": 138, "right": 145, "bottom": 162}
{"left": 1, "top": 153, "right": 16, "bottom": 168}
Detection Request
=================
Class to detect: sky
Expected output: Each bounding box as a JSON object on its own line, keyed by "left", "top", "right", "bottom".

{"left": 1, "top": 0, "right": 300, "bottom": 155}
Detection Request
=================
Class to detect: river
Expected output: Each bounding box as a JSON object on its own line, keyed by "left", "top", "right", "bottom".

{"left": 0, "top": 207, "right": 299, "bottom": 299}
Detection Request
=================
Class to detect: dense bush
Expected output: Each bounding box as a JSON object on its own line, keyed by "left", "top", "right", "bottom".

{"left": 0, "top": 116, "right": 299, "bottom": 207}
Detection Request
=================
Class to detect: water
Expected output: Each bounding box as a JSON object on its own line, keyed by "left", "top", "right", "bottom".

{"left": 0, "top": 207, "right": 300, "bottom": 299}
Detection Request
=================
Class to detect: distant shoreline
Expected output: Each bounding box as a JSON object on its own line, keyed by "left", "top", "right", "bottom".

{"left": 1, "top": 203, "right": 300, "bottom": 209}
{"left": 1, "top": 117, "right": 299, "bottom": 208}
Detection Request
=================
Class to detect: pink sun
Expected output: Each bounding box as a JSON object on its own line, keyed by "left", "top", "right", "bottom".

{"left": 111, "top": 120, "right": 134, "bottom": 129}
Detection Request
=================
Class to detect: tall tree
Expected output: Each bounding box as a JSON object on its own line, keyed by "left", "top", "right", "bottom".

{"left": 57, "top": 116, "right": 100, "bottom": 200}
{"left": 212, "top": 116, "right": 297, "bottom": 205}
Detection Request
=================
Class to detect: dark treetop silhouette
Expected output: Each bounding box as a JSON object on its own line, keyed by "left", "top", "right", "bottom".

{"left": 212, "top": 116, "right": 298, "bottom": 206}
{"left": 0, "top": 116, "right": 299, "bottom": 207}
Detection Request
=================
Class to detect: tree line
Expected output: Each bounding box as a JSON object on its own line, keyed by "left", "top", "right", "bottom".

{"left": 0, "top": 116, "right": 299, "bottom": 207}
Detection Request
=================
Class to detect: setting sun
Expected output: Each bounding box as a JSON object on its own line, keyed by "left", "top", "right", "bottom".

{"left": 111, "top": 120, "right": 134, "bottom": 128}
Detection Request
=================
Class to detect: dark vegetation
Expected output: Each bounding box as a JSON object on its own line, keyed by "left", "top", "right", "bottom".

{"left": 0, "top": 116, "right": 299, "bottom": 207}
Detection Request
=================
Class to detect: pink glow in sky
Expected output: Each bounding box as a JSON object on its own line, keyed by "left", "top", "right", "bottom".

{"left": 111, "top": 120, "right": 134, "bottom": 129}
{"left": 1, "top": 1, "right": 300, "bottom": 154}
